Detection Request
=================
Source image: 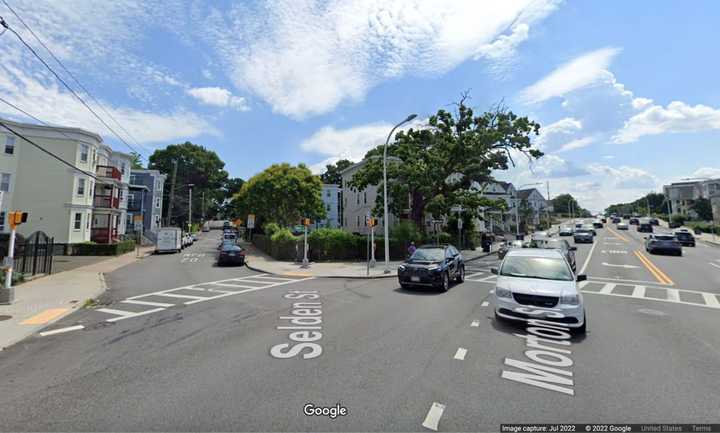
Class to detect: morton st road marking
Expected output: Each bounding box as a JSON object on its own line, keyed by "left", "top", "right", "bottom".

{"left": 20, "top": 308, "right": 69, "bottom": 325}
{"left": 634, "top": 250, "right": 674, "bottom": 285}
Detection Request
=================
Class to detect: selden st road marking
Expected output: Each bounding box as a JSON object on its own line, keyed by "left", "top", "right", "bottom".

{"left": 634, "top": 250, "right": 674, "bottom": 285}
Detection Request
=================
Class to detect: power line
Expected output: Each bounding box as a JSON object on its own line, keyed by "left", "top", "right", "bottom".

{"left": 1, "top": 0, "right": 144, "bottom": 156}
{"left": 0, "top": 119, "right": 97, "bottom": 180}
{"left": 0, "top": 13, "right": 142, "bottom": 157}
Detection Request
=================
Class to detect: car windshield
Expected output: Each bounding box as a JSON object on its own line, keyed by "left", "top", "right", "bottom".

{"left": 575, "top": 229, "right": 591, "bottom": 234}
{"left": 409, "top": 248, "right": 445, "bottom": 262}
{"left": 655, "top": 235, "right": 676, "bottom": 241}
{"left": 675, "top": 232, "right": 692, "bottom": 239}
{"left": 560, "top": 226, "right": 572, "bottom": 230}
{"left": 500, "top": 256, "right": 573, "bottom": 281}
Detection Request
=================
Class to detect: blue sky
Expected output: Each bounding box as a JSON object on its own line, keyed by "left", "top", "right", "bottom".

{"left": 1, "top": 0, "right": 719, "bottom": 212}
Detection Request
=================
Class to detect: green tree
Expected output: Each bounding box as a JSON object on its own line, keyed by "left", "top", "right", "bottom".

{"left": 233, "top": 163, "right": 326, "bottom": 227}
{"left": 217, "top": 177, "right": 245, "bottom": 219}
{"left": 130, "top": 151, "right": 143, "bottom": 169}
{"left": 349, "top": 99, "right": 543, "bottom": 230}
{"left": 605, "top": 192, "right": 668, "bottom": 216}
{"left": 148, "top": 142, "right": 229, "bottom": 226}
{"left": 551, "top": 193, "right": 590, "bottom": 217}
{"left": 690, "top": 198, "right": 713, "bottom": 221}
{"left": 320, "top": 159, "right": 354, "bottom": 185}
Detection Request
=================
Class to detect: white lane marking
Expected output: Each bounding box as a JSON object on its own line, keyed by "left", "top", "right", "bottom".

{"left": 599, "top": 283, "right": 616, "bottom": 294}
{"left": 211, "top": 282, "right": 264, "bottom": 289}
{"left": 601, "top": 262, "right": 639, "bottom": 269}
{"left": 709, "top": 262, "right": 720, "bottom": 270}
{"left": 666, "top": 288, "right": 680, "bottom": 302}
{"left": 631, "top": 285, "right": 646, "bottom": 298}
{"left": 583, "top": 289, "right": 720, "bottom": 310}
{"left": 481, "top": 301, "right": 489, "bottom": 307}
{"left": 106, "top": 308, "right": 167, "bottom": 323}
{"left": 97, "top": 308, "right": 137, "bottom": 317}
{"left": 466, "top": 271, "right": 485, "bottom": 279}
{"left": 477, "top": 275, "right": 498, "bottom": 282}
{"left": 601, "top": 250, "right": 628, "bottom": 254}
{"left": 249, "top": 275, "right": 296, "bottom": 282}
{"left": 578, "top": 280, "right": 589, "bottom": 289}
{"left": 422, "top": 402, "right": 446, "bottom": 431}
{"left": 471, "top": 320, "right": 480, "bottom": 327}
{"left": 121, "top": 299, "right": 175, "bottom": 308}
{"left": 184, "top": 277, "right": 316, "bottom": 305}
{"left": 703, "top": 293, "right": 720, "bottom": 307}
{"left": 229, "top": 279, "right": 277, "bottom": 285}
{"left": 579, "top": 238, "right": 598, "bottom": 275}
{"left": 155, "top": 293, "right": 207, "bottom": 300}
{"left": 454, "top": 347, "right": 468, "bottom": 360}
{"left": 39, "top": 325, "right": 85, "bottom": 337}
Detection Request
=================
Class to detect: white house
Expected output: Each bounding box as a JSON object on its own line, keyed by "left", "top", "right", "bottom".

{"left": 316, "top": 184, "right": 341, "bottom": 229}
{"left": 517, "top": 188, "right": 549, "bottom": 225}
{"left": 340, "top": 158, "right": 398, "bottom": 235}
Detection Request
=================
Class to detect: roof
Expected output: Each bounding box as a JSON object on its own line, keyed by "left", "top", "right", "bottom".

{"left": 505, "top": 248, "right": 564, "bottom": 259}
{"left": 517, "top": 188, "right": 545, "bottom": 200}
{"left": 0, "top": 116, "right": 103, "bottom": 143}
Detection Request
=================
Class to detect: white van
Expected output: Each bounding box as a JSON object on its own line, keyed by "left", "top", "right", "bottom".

{"left": 156, "top": 227, "right": 183, "bottom": 253}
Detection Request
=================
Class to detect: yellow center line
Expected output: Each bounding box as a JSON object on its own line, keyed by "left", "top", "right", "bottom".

{"left": 634, "top": 250, "right": 674, "bottom": 285}
{"left": 20, "top": 308, "right": 69, "bottom": 325}
{"left": 607, "top": 226, "right": 629, "bottom": 242}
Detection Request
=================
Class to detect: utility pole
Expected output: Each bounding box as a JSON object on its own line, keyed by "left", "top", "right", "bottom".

{"left": 187, "top": 184, "right": 194, "bottom": 232}
{"left": 165, "top": 159, "right": 178, "bottom": 226}
{"left": 546, "top": 181, "right": 551, "bottom": 228}
{"left": 201, "top": 190, "right": 206, "bottom": 222}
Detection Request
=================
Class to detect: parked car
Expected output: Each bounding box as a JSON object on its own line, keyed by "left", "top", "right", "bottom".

{"left": 558, "top": 225, "right": 574, "bottom": 236}
{"left": 491, "top": 249, "right": 586, "bottom": 334}
{"left": 498, "top": 240, "right": 528, "bottom": 260}
{"left": 182, "top": 233, "right": 193, "bottom": 248}
{"left": 645, "top": 233, "right": 682, "bottom": 256}
{"left": 629, "top": 217, "right": 640, "bottom": 225}
{"left": 674, "top": 230, "right": 696, "bottom": 247}
{"left": 397, "top": 244, "right": 464, "bottom": 291}
{"left": 574, "top": 228, "right": 594, "bottom": 243}
{"left": 530, "top": 238, "right": 577, "bottom": 271}
{"left": 649, "top": 218, "right": 660, "bottom": 226}
{"left": 617, "top": 222, "right": 629, "bottom": 230}
{"left": 637, "top": 218, "right": 653, "bottom": 233}
{"left": 668, "top": 221, "right": 682, "bottom": 229}
{"left": 592, "top": 219, "right": 603, "bottom": 229}
{"left": 217, "top": 239, "right": 237, "bottom": 250}
{"left": 217, "top": 243, "right": 246, "bottom": 266}
{"left": 191, "top": 233, "right": 198, "bottom": 242}
{"left": 611, "top": 217, "right": 621, "bottom": 224}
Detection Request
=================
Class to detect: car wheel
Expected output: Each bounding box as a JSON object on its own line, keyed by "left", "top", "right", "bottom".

{"left": 456, "top": 265, "right": 465, "bottom": 283}
{"left": 677, "top": 251, "right": 682, "bottom": 257}
{"left": 440, "top": 272, "right": 450, "bottom": 292}
{"left": 574, "top": 315, "right": 587, "bottom": 335}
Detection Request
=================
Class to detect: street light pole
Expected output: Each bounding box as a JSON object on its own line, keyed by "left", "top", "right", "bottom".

{"left": 383, "top": 113, "right": 417, "bottom": 274}
{"left": 187, "top": 183, "right": 194, "bottom": 232}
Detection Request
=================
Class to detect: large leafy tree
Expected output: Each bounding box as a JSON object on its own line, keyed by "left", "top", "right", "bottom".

{"left": 218, "top": 177, "right": 245, "bottom": 219}
{"left": 349, "top": 99, "right": 543, "bottom": 229}
{"left": 690, "top": 198, "right": 713, "bottom": 221}
{"left": 233, "top": 163, "right": 326, "bottom": 227}
{"left": 605, "top": 192, "right": 668, "bottom": 216}
{"left": 130, "top": 151, "right": 143, "bottom": 169}
{"left": 148, "top": 142, "right": 229, "bottom": 226}
{"left": 552, "top": 193, "right": 591, "bottom": 217}
{"left": 320, "top": 159, "right": 354, "bottom": 185}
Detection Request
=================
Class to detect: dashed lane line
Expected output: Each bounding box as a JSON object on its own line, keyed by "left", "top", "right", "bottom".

{"left": 422, "top": 402, "right": 446, "bottom": 431}
{"left": 470, "top": 320, "right": 480, "bottom": 327}
{"left": 481, "top": 301, "right": 489, "bottom": 307}
{"left": 39, "top": 325, "right": 85, "bottom": 337}
{"left": 453, "top": 348, "right": 467, "bottom": 360}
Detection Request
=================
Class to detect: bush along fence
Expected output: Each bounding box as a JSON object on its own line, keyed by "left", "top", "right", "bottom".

{"left": 69, "top": 240, "right": 136, "bottom": 256}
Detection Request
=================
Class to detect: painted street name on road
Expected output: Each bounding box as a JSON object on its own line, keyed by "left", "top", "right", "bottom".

{"left": 601, "top": 250, "right": 628, "bottom": 254}
{"left": 501, "top": 307, "right": 576, "bottom": 396}
{"left": 601, "top": 263, "right": 639, "bottom": 269}
{"left": 270, "top": 290, "right": 323, "bottom": 359}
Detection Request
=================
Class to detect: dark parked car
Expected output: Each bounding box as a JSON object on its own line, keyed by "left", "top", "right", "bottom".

{"left": 574, "top": 228, "right": 594, "bottom": 243}
{"left": 645, "top": 234, "right": 682, "bottom": 256}
{"left": 592, "top": 219, "right": 603, "bottom": 229}
{"left": 498, "top": 240, "right": 529, "bottom": 259}
{"left": 674, "top": 230, "right": 696, "bottom": 247}
{"left": 649, "top": 218, "right": 659, "bottom": 226}
{"left": 668, "top": 221, "right": 682, "bottom": 229}
{"left": 398, "top": 245, "right": 464, "bottom": 291}
{"left": 629, "top": 217, "right": 640, "bottom": 225}
{"left": 531, "top": 238, "right": 577, "bottom": 271}
{"left": 217, "top": 243, "right": 246, "bottom": 265}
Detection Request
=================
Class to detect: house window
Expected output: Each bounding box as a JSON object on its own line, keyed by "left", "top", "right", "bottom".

{"left": 364, "top": 191, "right": 367, "bottom": 204}
{"left": 0, "top": 173, "right": 10, "bottom": 192}
{"left": 0, "top": 212, "right": 5, "bottom": 231}
{"left": 154, "top": 215, "right": 160, "bottom": 224}
{"left": 155, "top": 197, "right": 161, "bottom": 208}
{"left": 121, "top": 162, "right": 126, "bottom": 175}
{"left": 356, "top": 215, "right": 359, "bottom": 227}
{"left": 4, "top": 136, "right": 15, "bottom": 155}
{"left": 80, "top": 144, "right": 89, "bottom": 162}
{"left": 73, "top": 212, "right": 82, "bottom": 230}
{"left": 77, "top": 178, "right": 86, "bottom": 196}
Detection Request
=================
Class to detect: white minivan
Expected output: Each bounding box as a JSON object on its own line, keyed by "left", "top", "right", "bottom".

{"left": 156, "top": 227, "right": 183, "bottom": 254}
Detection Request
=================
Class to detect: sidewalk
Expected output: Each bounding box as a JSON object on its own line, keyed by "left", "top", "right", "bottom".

{"left": 243, "top": 242, "right": 499, "bottom": 278}
{"left": 0, "top": 246, "right": 154, "bottom": 351}
{"left": 658, "top": 219, "right": 720, "bottom": 247}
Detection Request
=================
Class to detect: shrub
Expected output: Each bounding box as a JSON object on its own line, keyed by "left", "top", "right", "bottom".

{"left": 390, "top": 221, "right": 423, "bottom": 244}
{"left": 270, "top": 228, "right": 299, "bottom": 260}
{"left": 309, "top": 228, "right": 364, "bottom": 261}
{"left": 671, "top": 214, "right": 686, "bottom": 226}
{"left": 71, "top": 240, "right": 135, "bottom": 256}
{"left": 263, "top": 222, "right": 281, "bottom": 237}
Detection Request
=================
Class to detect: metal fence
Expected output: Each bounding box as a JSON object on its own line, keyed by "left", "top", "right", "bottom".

{"left": 12, "top": 231, "right": 55, "bottom": 277}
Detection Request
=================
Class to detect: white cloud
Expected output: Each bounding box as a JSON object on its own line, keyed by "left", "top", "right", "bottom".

{"left": 301, "top": 123, "right": 395, "bottom": 162}
{"left": 691, "top": 167, "right": 720, "bottom": 179}
{"left": 202, "top": 69, "right": 214, "bottom": 80}
{"left": 557, "top": 136, "right": 594, "bottom": 152}
{"left": 613, "top": 101, "right": 720, "bottom": 143}
{"left": 187, "top": 87, "right": 250, "bottom": 111}
{"left": 535, "top": 117, "right": 582, "bottom": 148}
{"left": 200, "top": 0, "right": 560, "bottom": 118}
{"left": 519, "top": 47, "right": 621, "bottom": 104}
{"left": 603, "top": 155, "right": 615, "bottom": 159}
{"left": 631, "top": 97, "right": 653, "bottom": 110}
{"left": 588, "top": 164, "right": 658, "bottom": 189}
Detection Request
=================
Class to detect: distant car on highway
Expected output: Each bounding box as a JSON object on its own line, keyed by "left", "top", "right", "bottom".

{"left": 530, "top": 238, "right": 577, "bottom": 271}
{"left": 582, "top": 224, "right": 597, "bottom": 236}
{"left": 645, "top": 233, "right": 682, "bottom": 256}
{"left": 611, "top": 216, "right": 621, "bottom": 224}
{"left": 601, "top": 217, "right": 607, "bottom": 223}
{"left": 398, "top": 244, "right": 465, "bottom": 291}
{"left": 617, "top": 222, "right": 629, "bottom": 230}
{"left": 574, "top": 228, "right": 594, "bottom": 243}
{"left": 622, "top": 214, "right": 631, "bottom": 220}
{"left": 674, "top": 229, "right": 696, "bottom": 247}
{"left": 531, "top": 231, "right": 550, "bottom": 241}
{"left": 558, "top": 225, "right": 574, "bottom": 236}
{"left": 592, "top": 219, "right": 603, "bottom": 229}
{"left": 637, "top": 218, "right": 653, "bottom": 233}
{"left": 629, "top": 217, "right": 640, "bottom": 225}
{"left": 649, "top": 218, "right": 660, "bottom": 226}
{"left": 491, "top": 249, "right": 586, "bottom": 334}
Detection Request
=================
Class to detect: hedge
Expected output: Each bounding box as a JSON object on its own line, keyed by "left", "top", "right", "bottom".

{"left": 71, "top": 240, "right": 136, "bottom": 256}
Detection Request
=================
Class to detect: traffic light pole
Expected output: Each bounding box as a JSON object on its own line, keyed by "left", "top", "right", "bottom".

{"left": 370, "top": 224, "right": 376, "bottom": 267}
{"left": 1, "top": 226, "right": 16, "bottom": 304}
{"left": 301, "top": 223, "right": 309, "bottom": 268}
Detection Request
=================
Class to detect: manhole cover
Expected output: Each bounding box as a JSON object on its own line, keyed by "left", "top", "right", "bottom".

{"left": 0, "top": 315, "right": 12, "bottom": 321}
{"left": 638, "top": 308, "right": 666, "bottom": 316}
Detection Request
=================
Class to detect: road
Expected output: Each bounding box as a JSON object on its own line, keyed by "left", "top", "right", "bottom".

{"left": 0, "top": 226, "right": 719, "bottom": 431}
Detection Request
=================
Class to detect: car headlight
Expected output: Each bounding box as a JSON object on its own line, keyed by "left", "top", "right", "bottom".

{"left": 428, "top": 264, "right": 440, "bottom": 271}
{"left": 560, "top": 294, "right": 580, "bottom": 305}
{"left": 495, "top": 287, "right": 512, "bottom": 298}
{"left": 398, "top": 265, "right": 406, "bottom": 272}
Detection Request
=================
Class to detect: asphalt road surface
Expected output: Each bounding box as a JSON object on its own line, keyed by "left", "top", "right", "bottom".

{"left": 0, "top": 227, "right": 719, "bottom": 431}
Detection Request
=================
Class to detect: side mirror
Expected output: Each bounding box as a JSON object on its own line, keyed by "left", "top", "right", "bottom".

{"left": 491, "top": 268, "right": 498, "bottom": 275}
{"left": 576, "top": 274, "right": 587, "bottom": 282}
{"left": 569, "top": 246, "right": 577, "bottom": 251}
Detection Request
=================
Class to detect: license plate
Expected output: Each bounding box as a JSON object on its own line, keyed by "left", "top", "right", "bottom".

{"left": 411, "top": 276, "right": 420, "bottom": 282}
{"left": 228, "top": 252, "right": 236, "bottom": 256}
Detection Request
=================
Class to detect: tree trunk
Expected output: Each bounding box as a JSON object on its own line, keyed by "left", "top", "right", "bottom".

{"left": 411, "top": 192, "right": 425, "bottom": 232}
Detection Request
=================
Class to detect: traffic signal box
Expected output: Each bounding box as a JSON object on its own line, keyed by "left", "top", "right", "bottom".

{"left": 368, "top": 217, "right": 379, "bottom": 227}
{"left": 302, "top": 218, "right": 312, "bottom": 226}
{"left": 8, "top": 211, "right": 28, "bottom": 229}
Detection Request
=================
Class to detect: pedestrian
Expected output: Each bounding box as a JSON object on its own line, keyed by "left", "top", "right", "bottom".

{"left": 407, "top": 241, "right": 417, "bottom": 257}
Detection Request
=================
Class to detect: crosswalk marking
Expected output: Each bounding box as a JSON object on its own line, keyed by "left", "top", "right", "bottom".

{"left": 666, "top": 288, "right": 680, "bottom": 302}
{"left": 96, "top": 308, "right": 136, "bottom": 317}
{"left": 154, "top": 293, "right": 207, "bottom": 300}
{"left": 583, "top": 280, "right": 720, "bottom": 310}
{"left": 599, "top": 283, "right": 616, "bottom": 294}
{"left": 466, "top": 271, "right": 485, "bottom": 279}
{"left": 121, "top": 299, "right": 175, "bottom": 308}
{"left": 702, "top": 293, "right": 720, "bottom": 307}
{"left": 631, "top": 285, "right": 646, "bottom": 298}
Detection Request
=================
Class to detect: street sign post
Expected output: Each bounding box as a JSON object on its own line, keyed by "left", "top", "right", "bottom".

{"left": 301, "top": 218, "right": 310, "bottom": 268}
{"left": 247, "top": 214, "right": 255, "bottom": 242}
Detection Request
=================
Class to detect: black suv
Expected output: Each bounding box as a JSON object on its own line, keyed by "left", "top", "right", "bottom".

{"left": 398, "top": 245, "right": 465, "bottom": 292}
{"left": 674, "top": 230, "right": 696, "bottom": 247}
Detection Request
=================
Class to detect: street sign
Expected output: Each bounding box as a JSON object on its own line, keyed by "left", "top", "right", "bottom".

{"left": 451, "top": 205, "right": 463, "bottom": 212}
{"left": 133, "top": 214, "right": 143, "bottom": 222}
{"left": 247, "top": 214, "right": 255, "bottom": 229}
{"left": 133, "top": 221, "right": 143, "bottom": 231}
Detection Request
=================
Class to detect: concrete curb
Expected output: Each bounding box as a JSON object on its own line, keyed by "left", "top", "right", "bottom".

{"left": 244, "top": 249, "right": 497, "bottom": 279}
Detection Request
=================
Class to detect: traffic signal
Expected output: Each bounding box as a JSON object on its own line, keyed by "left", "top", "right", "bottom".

{"left": 368, "top": 217, "right": 378, "bottom": 227}
{"left": 8, "top": 211, "right": 28, "bottom": 229}
{"left": 302, "top": 218, "right": 311, "bottom": 226}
